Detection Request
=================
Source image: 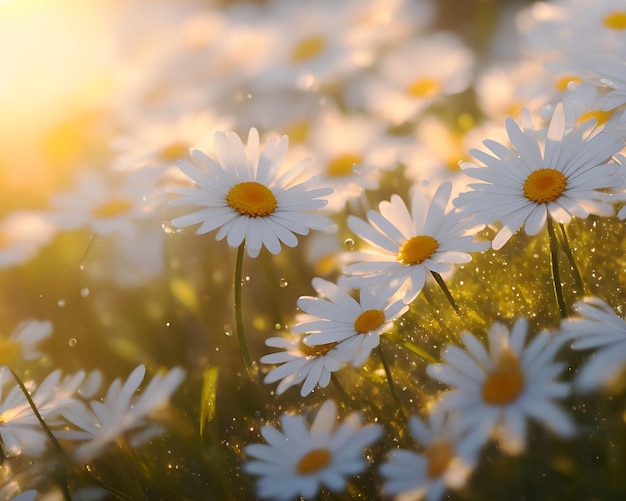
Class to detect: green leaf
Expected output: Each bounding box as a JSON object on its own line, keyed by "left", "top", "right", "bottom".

{"left": 199, "top": 365, "right": 219, "bottom": 438}
{"left": 170, "top": 277, "right": 199, "bottom": 313}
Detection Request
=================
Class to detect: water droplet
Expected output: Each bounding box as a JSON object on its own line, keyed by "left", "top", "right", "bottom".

{"left": 224, "top": 324, "right": 233, "bottom": 336}
{"left": 274, "top": 323, "right": 282, "bottom": 330}
{"left": 57, "top": 299, "right": 66, "bottom": 307}
{"left": 80, "top": 288, "right": 90, "bottom": 298}
{"left": 68, "top": 338, "right": 77, "bottom": 347}
{"left": 161, "top": 223, "right": 176, "bottom": 234}
{"left": 245, "top": 276, "right": 251, "bottom": 282}
{"left": 165, "top": 322, "right": 171, "bottom": 327}
{"left": 279, "top": 278, "right": 289, "bottom": 288}
{"left": 79, "top": 263, "right": 86, "bottom": 271}
{"left": 344, "top": 238, "right": 355, "bottom": 249}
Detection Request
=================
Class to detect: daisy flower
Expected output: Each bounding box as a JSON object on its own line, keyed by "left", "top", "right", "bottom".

{"left": 346, "top": 32, "right": 474, "bottom": 125}
{"left": 380, "top": 411, "right": 479, "bottom": 501}
{"left": 48, "top": 168, "right": 159, "bottom": 237}
{"left": 260, "top": 332, "right": 349, "bottom": 397}
{"left": 344, "top": 182, "right": 488, "bottom": 304}
{"left": 400, "top": 116, "right": 510, "bottom": 200}
{"left": 244, "top": 399, "right": 382, "bottom": 501}
{"left": 454, "top": 103, "right": 624, "bottom": 250}
{"left": 289, "top": 106, "right": 400, "bottom": 213}
{"left": 59, "top": 364, "right": 185, "bottom": 462}
{"left": 426, "top": 318, "right": 575, "bottom": 455}
{"left": 293, "top": 277, "right": 409, "bottom": 368}
{"left": 593, "top": 58, "right": 626, "bottom": 114}
{"left": 0, "top": 320, "right": 53, "bottom": 369}
{"left": 560, "top": 296, "right": 626, "bottom": 392}
{"left": 517, "top": 0, "right": 626, "bottom": 71}
{"left": 0, "top": 211, "right": 56, "bottom": 269}
{"left": 169, "top": 127, "right": 333, "bottom": 258}
{"left": 246, "top": 0, "right": 380, "bottom": 92}
{"left": 0, "top": 369, "right": 85, "bottom": 457}
{"left": 110, "top": 110, "right": 232, "bottom": 173}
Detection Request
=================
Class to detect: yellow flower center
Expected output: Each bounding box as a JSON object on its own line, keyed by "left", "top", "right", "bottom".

{"left": 577, "top": 109, "right": 614, "bottom": 126}
{"left": 354, "top": 309, "right": 386, "bottom": 334}
{"left": 523, "top": 168, "right": 567, "bottom": 204}
{"left": 554, "top": 75, "right": 583, "bottom": 93}
{"left": 159, "top": 142, "right": 190, "bottom": 161}
{"left": 285, "top": 120, "right": 310, "bottom": 144}
{"left": 92, "top": 198, "right": 133, "bottom": 219}
{"left": 0, "top": 339, "right": 22, "bottom": 366}
{"left": 296, "top": 448, "right": 332, "bottom": 475}
{"left": 298, "top": 339, "right": 337, "bottom": 357}
{"left": 603, "top": 11, "right": 626, "bottom": 30}
{"left": 326, "top": 153, "right": 362, "bottom": 177}
{"left": 406, "top": 78, "right": 440, "bottom": 98}
{"left": 226, "top": 182, "right": 277, "bottom": 217}
{"left": 398, "top": 235, "right": 439, "bottom": 265}
{"left": 290, "top": 36, "right": 326, "bottom": 62}
{"left": 481, "top": 349, "right": 526, "bottom": 405}
{"left": 425, "top": 441, "right": 455, "bottom": 479}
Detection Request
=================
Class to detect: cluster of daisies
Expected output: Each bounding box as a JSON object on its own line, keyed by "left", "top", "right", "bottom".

{"left": 168, "top": 81, "right": 626, "bottom": 498}
{"left": 3, "top": 0, "right": 626, "bottom": 499}
{"left": 0, "top": 320, "right": 184, "bottom": 499}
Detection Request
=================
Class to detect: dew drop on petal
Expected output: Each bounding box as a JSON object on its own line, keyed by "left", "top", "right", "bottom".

{"left": 279, "top": 278, "right": 289, "bottom": 288}
{"left": 80, "top": 288, "right": 90, "bottom": 298}
{"left": 224, "top": 324, "right": 233, "bottom": 336}
{"left": 68, "top": 338, "right": 77, "bottom": 347}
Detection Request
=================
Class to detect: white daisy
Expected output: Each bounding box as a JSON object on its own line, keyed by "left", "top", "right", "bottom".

{"left": 592, "top": 58, "right": 626, "bottom": 113}
{"left": 346, "top": 32, "right": 474, "bottom": 125}
{"left": 400, "top": 116, "right": 510, "bottom": 200}
{"left": 169, "top": 127, "right": 333, "bottom": 258}
{"left": 260, "top": 332, "right": 349, "bottom": 397}
{"left": 344, "top": 182, "right": 488, "bottom": 304}
{"left": 48, "top": 168, "right": 159, "bottom": 237}
{"left": 288, "top": 106, "right": 400, "bottom": 213}
{"left": 244, "top": 399, "right": 382, "bottom": 501}
{"left": 293, "top": 277, "right": 409, "bottom": 368}
{"left": 59, "top": 364, "right": 185, "bottom": 462}
{"left": 0, "top": 211, "right": 56, "bottom": 269}
{"left": 0, "top": 369, "right": 85, "bottom": 457}
{"left": 517, "top": 0, "right": 626, "bottom": 72}
{"left": 454, "top": 103, "right": 624, "bottom": 250}
{"left": 246, "top": 0, "right": 381, "bottom": 92}
{"left": 380, "top": 411, "right": 479, "bottom": 501}
{"left": 560, "top": 296, "right": 626, "bottom": 392}
{"left": 426, "top": 318, "right": 575, "bottom": 455}
{"left": 110, "top": 110, "right": 231, "bottom": 173}
{"left": 0, "top": 320, "right": 53, "bottom": 369}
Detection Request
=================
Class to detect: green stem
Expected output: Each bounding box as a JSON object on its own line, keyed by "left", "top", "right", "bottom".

{"left": 331, "top": 376, "right": 356, "bottom": 409}
{"left": 558, "top": 222, "right": 586, "bottom": 294}
{"left": 430, "top": 271, "right": 460, "bottom": 314}
{"left": 234, "top": 242, "right": 255, "bottom": 379}
{"left": 375, "top": 344, "right": 406, "bottom": 422}
{"left": 547, "top": 218, "right": 567, "bottom": 318}
{"left": 9, "top": 368, "right": 73, "bottom": 501}
{"left": 79, "top": 232, "right": 98, "bottom": 269}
